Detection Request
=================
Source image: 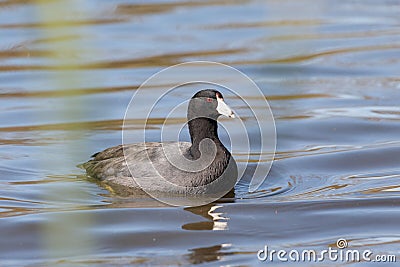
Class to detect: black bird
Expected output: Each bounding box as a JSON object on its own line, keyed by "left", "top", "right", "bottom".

{"left": 82, "top": 89, "right": 237, "bottom": 196}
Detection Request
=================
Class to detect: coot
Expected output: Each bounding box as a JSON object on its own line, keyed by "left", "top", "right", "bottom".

{"left": 82, "top": 89, "right": 237, "bottom": 195}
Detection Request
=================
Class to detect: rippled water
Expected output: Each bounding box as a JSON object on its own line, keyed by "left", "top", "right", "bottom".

{"left": 1, "top": 0, "right": 399, "bottom": 266}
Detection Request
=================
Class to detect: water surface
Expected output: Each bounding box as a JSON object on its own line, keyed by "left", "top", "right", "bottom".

{"left": 0, "top": 0, "right": 399, "bottom": 266}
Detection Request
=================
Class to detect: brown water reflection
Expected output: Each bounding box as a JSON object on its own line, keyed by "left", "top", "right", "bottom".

{"left": 1, "top": 0, "right": 400, "bottom": 266}
{"left": 183, "top": 204, "right": 230, "bottom": 231}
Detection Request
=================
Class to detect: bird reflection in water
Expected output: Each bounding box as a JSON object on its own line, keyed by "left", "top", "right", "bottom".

{"left": 182, "top": 195, "right": 235, "bottom": 264}
{"left": 185, "top": 243, "right": 234, "bottom": 265}
{"left": 182, "top": 190, "right": 235, "bottom": 231}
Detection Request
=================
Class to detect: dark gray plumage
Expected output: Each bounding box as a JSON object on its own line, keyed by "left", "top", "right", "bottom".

{"left": 82, "top": 89, "right": 237, "bottom": 196}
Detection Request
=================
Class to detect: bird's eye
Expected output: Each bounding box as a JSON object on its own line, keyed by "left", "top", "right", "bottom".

{"left": 206, "top": 97, "right": 213, "bottom": 103}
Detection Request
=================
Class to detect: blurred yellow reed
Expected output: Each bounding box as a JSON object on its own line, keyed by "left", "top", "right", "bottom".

{"left": 34, "top": 0, "right": 94, "bottom": 261}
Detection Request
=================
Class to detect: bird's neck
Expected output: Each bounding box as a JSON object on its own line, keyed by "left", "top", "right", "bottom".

{"left": 188, "top": 117, "right": 222, "bottom": 159}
